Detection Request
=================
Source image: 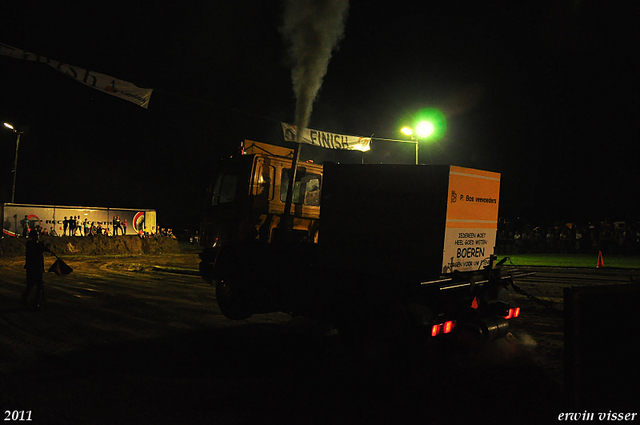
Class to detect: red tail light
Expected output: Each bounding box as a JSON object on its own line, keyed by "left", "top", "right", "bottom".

{"left": 504, "top": 307, "right": 521, "bottom": 319}
{"left": 431, "top": 324, "right": 441, "bottom": 337}
{"left": 443, "top": 321, "right": 454, "bottom": 334}
{"left": 431, "top": 320, "right": 456, "bottom": 337}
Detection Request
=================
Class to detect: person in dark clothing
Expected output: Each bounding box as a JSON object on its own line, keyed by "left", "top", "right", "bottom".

{"left": 20, "top": 215, "right": 30, "bottom": 237}
{"left": 63, "top": 216, "right": 69, "bottom": 236}
{"left": 22, "top": 229, "right": 50, "bottom": 310}
{"left": 115, "top": 216, "right": 122, "bottom": 235}
{"left": 70, "top": 216, "right": 77, "bottom": 236}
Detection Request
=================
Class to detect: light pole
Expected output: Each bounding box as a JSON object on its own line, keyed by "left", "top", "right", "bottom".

{"left": 400, "top": 108, "right": 446, "bottom": 164}
{"left": 3, "top": 123, "right": 23, "bottom": 203}
{"left": 401, "top": 121, "right": 434, "bottom": 165}
{"left": 400, "top": 127, "right": 419, "bottom": 164}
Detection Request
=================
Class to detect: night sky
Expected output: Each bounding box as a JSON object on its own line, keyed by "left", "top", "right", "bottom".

{"left": 0, "top": 1, "right": 638, "bottom": 231}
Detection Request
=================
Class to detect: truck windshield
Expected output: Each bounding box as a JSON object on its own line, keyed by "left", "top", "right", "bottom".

{"left": 280, "top": 169, "right": 321, "bottom": 206}
{"left": 212, "top": 173, "right": 238, "bottom": 205}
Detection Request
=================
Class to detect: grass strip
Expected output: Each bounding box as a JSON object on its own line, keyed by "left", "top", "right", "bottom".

{"left": 496, "top": 253, "right": 640, "bottom": 269}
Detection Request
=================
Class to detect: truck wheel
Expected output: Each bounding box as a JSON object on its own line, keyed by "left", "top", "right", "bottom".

{"left": 215, "top": 277, "right": 252, "bottom": 320}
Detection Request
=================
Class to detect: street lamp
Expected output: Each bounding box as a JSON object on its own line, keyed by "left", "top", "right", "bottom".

{"left": 400, "top": 108, "right": 447, "bottom": 164}
{"left": 401, "top": 121, "right": 435, "bottom": 164}
{"left": 3, "top": 122, "right": 23, "bottom": 203}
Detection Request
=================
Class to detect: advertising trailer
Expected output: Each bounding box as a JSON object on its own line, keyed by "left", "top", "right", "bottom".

{"left": 2, "top": 203, "right": 156, "bottom": 237}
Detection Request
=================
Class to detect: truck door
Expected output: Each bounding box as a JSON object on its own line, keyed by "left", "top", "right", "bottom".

{"left": 201, "top": 157, "right": 253, "bottom": 247}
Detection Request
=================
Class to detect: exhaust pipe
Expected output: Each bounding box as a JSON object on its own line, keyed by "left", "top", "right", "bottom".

{"left": 458, "top": 316, "right": 510, "bottom": 343}
{"left": 479, "top": 316, "right": 510, "bottom": 342}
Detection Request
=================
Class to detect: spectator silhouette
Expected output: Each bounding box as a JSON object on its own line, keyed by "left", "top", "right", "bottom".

{"left": 22, "top": 229, "right": 51, "bottom": 310}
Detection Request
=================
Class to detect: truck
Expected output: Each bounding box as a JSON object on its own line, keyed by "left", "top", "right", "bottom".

{"left": 199, "top": 140, "right": 519, "bottom": 343}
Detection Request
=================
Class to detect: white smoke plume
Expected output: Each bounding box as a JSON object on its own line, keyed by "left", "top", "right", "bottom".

{"left": 281, "top": 0, "right": 349, "bottom": 142}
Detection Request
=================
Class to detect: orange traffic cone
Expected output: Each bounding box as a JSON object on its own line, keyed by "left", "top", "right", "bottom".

{"left": 597, "top": 251, "right": 604, "bottom": 268}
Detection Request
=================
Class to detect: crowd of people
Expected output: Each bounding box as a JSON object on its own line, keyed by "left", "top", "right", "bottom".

{"left": 145, "top": 227, "right": 177, "bottom": 239}
{"left": 14, "top": 213, "right": 639, "bottom": 256}
{"left": 496, "top": 220, "right": 640, "bottom": 256}
{"left": 16, "top": 214, "right": 177, "bottom": 239}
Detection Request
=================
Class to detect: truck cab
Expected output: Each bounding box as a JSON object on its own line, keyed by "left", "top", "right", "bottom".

{"left": 200, "top": 141, "right": 323, "bottom": 249}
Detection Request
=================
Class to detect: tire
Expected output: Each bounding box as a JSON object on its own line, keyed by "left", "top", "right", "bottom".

{"left": 215, "top": 276, "right": 252, "bottom": 320}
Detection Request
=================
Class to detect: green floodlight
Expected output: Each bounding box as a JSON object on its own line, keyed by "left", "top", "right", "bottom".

{"left": 398, "top": 108, "right": 447, "bottom": 141}
{"left": 415, "top": 108, "right": 446, "bottom": 140}
{"left": 397, "top": 108, "right": 447, "bottom": 164}
{"left": 415, "top": 121, "right": 435, "bottom": 138}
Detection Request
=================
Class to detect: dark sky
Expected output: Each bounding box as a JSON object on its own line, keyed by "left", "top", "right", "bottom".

{"left": 0, "top": 1, "right": 638, "bottom": 229}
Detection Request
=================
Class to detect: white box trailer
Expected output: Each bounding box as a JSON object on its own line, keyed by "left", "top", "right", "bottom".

{"left": 2, "top": 203, "right": 156, "bottom": 237}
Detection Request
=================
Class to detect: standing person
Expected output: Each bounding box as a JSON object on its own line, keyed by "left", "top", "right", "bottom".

{"left": 20, "top": 215, "right": 30, "bottom": 237}
{"left": 122, "top": 218, "right": 127, "bottom": 235}
{"left": 63, "top": 216, "right": 69, "bottom": 236}
{"left": 112, "top": 216, "right": 118, "bottom": 236}
{"left": 22, "top": 229, "right": 50, "bottom": 310}
{"left": 83, "top": 219, "right": 89, "bottom": 236}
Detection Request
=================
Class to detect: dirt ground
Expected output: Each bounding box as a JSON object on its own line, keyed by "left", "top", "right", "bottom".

{"left": 0, "top": 234, "right": 192, "bottom": 257}
{"left": 2, "top": 240, "right": 634, "bottom": 424}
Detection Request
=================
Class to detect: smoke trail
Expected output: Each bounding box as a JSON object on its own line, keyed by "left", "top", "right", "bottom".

{"left": 281, "top": 0, "right": 349, "bottom": 142}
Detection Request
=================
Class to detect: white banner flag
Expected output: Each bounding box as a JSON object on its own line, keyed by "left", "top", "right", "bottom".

{"left": 282, "top": 122, "right": 371, "bottom": 152}
{"left": 0, "top": 42, "right": 153, "bottom": 108}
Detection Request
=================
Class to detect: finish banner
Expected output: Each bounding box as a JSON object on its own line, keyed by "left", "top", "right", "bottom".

{"left": 281, "top": 122, "right": 371, "bottom": 152}
{"left": 0, "top": 42, "right": 153, "bottom": 108}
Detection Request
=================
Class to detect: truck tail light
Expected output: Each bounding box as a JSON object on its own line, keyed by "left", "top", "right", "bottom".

{"left": 431, "top": 324, "right": 441, "bottom": 337}
{"left": 443, "top": 320, "right": 454, "bottom": 334}
{"left": 504, "top": 307, "right": 521, "bottom": 319}
{"left": 431, "top": 320, "right": 456, "bottom": 337}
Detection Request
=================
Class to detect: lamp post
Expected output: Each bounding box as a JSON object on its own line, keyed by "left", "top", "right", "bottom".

{"left": 3, "top": 122, "right": 23, "bottom": 203}
{"left": 401, "top": 121, "right": 434, "bottom": 165}
{"left": 400, "top": 108, "right": 446, "bottom": 164}
{"left": 400, "top": 127, "right": 419, "bottom": 164}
